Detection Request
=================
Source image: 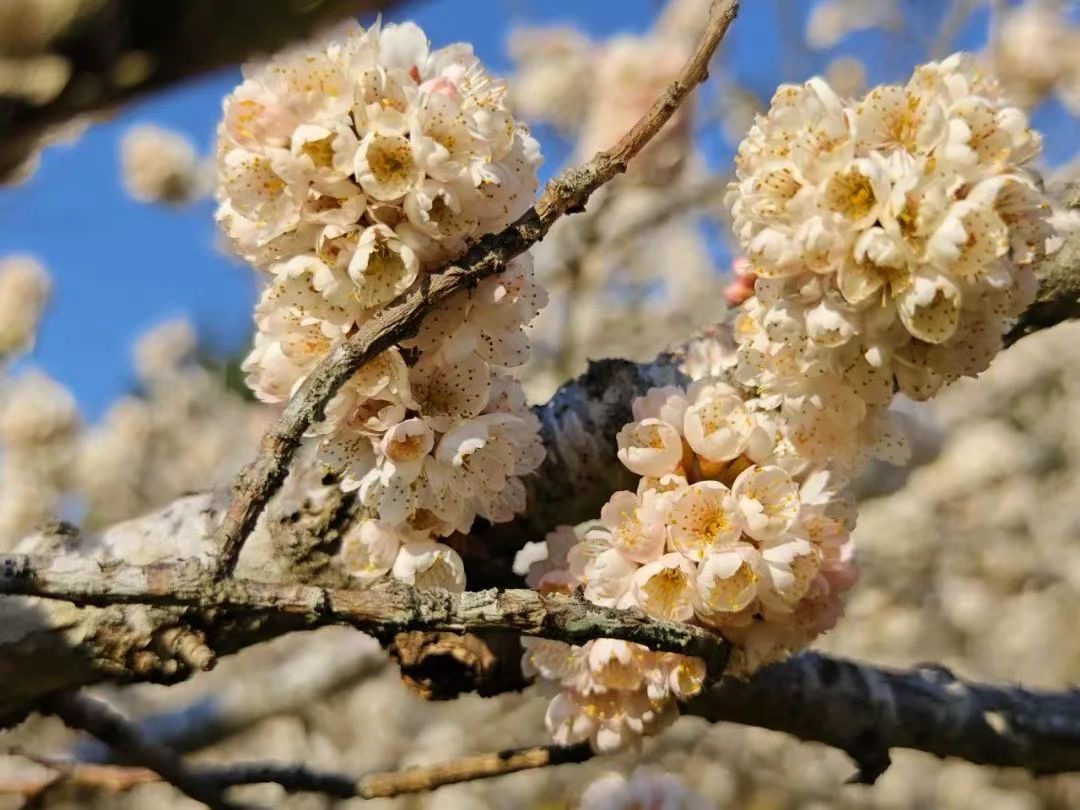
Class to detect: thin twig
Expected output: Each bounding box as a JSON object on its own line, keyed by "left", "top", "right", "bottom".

{"left": 358, "top": 742, "right": 594, "bottom": 798}
{"left": 0, "top": 554, "right": 731, "bottom": 678}
{"left": 210, "top": 0, "right": 742, "bottom": 578}
{"left": 4, "top": 744, "right": 593, "bottom": 801}
{"left": 40, "top": 693, "right": 249, "bottom": 810}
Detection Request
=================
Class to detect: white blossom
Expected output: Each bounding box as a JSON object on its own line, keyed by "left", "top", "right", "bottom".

{"left": 120, "top": 124, "right": 206, "bottom": 205}
{"left": 0, "top": 256, "right": 50, "bottom": 358}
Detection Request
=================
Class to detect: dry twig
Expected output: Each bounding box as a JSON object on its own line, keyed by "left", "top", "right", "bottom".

{"left": 3, "top": 744, "right": 593, "bottom": 802}
{"left": 40, "top": 692, "right": 247, "bottom": 810}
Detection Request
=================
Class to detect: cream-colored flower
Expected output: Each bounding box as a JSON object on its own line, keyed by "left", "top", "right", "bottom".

{"left": 666, "top": 481, "right": 742, "bottom": 562}
{"left": 587, "top": 639, "right": 647, "bottom": 692}
{"left": 731, "top": 465, "right": 800, "bottom": 543}
{"left": 696, "top": 542, "right": 763, "bottom": 625}
{"left": 630, "top": 552, "right": 697, "bottom": 622}
{"left": 574, "top": 528, "right": 639, "bottom": 608}
{"left": 616, "top": 418, "right": 683, "bottom": 477}
{"left": 522, "top": 523, "right": 592, "bottom": 593}
{"left": 354, "top": 131, "right": 422, "bottom": 201}
{"left": 410, "top": 352, "right": 491, "bottom": 432}
{"left": 630, "top": 385, "right": 689, "bottom": 426}
{"left": 682, "top": 382, "right": 755, "bottom": 463}
{"left": 391, "top": 539, "right": 466, "bottom": 592}
{"left": 759, "top": 537, "right": 823, "bottom": 611}
{"left": 598, "top": 490, "right": 667, "bottom": 564}
{"left": 545, "top": 688, "right": 675, "bottom": 753}
{"left": 347, "top": 224, "right": 420, "bottom": 308}
{"left": 339, "top": 519, "right": 405, "bottom": 585}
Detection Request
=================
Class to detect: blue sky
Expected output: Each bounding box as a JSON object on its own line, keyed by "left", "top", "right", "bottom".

{"left": 0, "top": 0, "right": 1055, "bottom": 420}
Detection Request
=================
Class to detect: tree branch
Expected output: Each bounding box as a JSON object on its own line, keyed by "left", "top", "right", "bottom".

{"left": 685, "top": 652, "right": 1080, "bottom": 782}
{"left": 210, "top": 0, "right": 742, "bottom": 579}
{"left": 0, "top": 0, "right": 409, "bottom": 179}
{"left": 4, "top": 315, "right": 1080, "bottom": 782}
{"left": 0, "top": 554, "right": 732, "bottom": 678}
{"left": 6, "top": 552, "right": 1080, "bottom": 781}
{"left": 1005, "top": 229, "right": 1080, "bottom": 347}
{"left": 0, "top": 346, "right": 695, "bottom": 723}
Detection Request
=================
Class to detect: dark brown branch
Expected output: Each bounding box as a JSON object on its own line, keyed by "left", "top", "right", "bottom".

{"left": 211, "top": 0, "right": 742, "bottom": 578}
{"left": 8, "top": 553, "right": 1080, "bottom": 780}
{"left": 0, "top": 0, "right": 409, "bottom": 179}
{"left": 5, "top": 552, "right": 1080, "bottom": 781}
{"left": 40, "top": 692, "right": 246, "bottom": 810}
{"left": 685, "top": 652, "right": 1080, "bottom": 783}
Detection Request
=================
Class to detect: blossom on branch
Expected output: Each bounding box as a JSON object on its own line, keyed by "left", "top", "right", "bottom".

{"left": 728, "top": 53, "right": 1054, "bottom": 467}
{"left": 523, "top": 366, "right": 858, "bottom": 750}
{"left": 216, "top": 21, "right": 547, "bottom": 590}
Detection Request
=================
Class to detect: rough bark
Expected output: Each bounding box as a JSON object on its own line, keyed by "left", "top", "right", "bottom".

{"left": 0, "top": 554, "right": 733, "bottom": 683}
{"left": 1005, "top": 229, "right": 1080, "bottom": 347}
{"left": 686, "top": 652, "right": 1080, "bottom": 782}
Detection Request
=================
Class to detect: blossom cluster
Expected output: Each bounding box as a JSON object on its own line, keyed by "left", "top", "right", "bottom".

{"left": 216, "top": 21, "right": 547, "bottom": 590}
{"left": 520, "top": 523, "right": 706, "bottom": 752}
{"left": 728, "top": 54, "right": 1052, "bottom": 451}
{"left": 525, "top": 53, "right": 1054, "bottom": 754}
{"left": 523, "top": 372, "right": 858, "bottom": 750}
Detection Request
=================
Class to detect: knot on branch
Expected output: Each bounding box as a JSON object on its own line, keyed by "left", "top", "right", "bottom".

{"left": 388, "top": 630, "right": 530, "bottom": 700}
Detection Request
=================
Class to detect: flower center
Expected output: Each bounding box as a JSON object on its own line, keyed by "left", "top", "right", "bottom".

{"left": 301, "top": 134, "right": 335, "bottom": 168}
{"left": 826, "top": 169, "right": 876, "bottom": 220}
